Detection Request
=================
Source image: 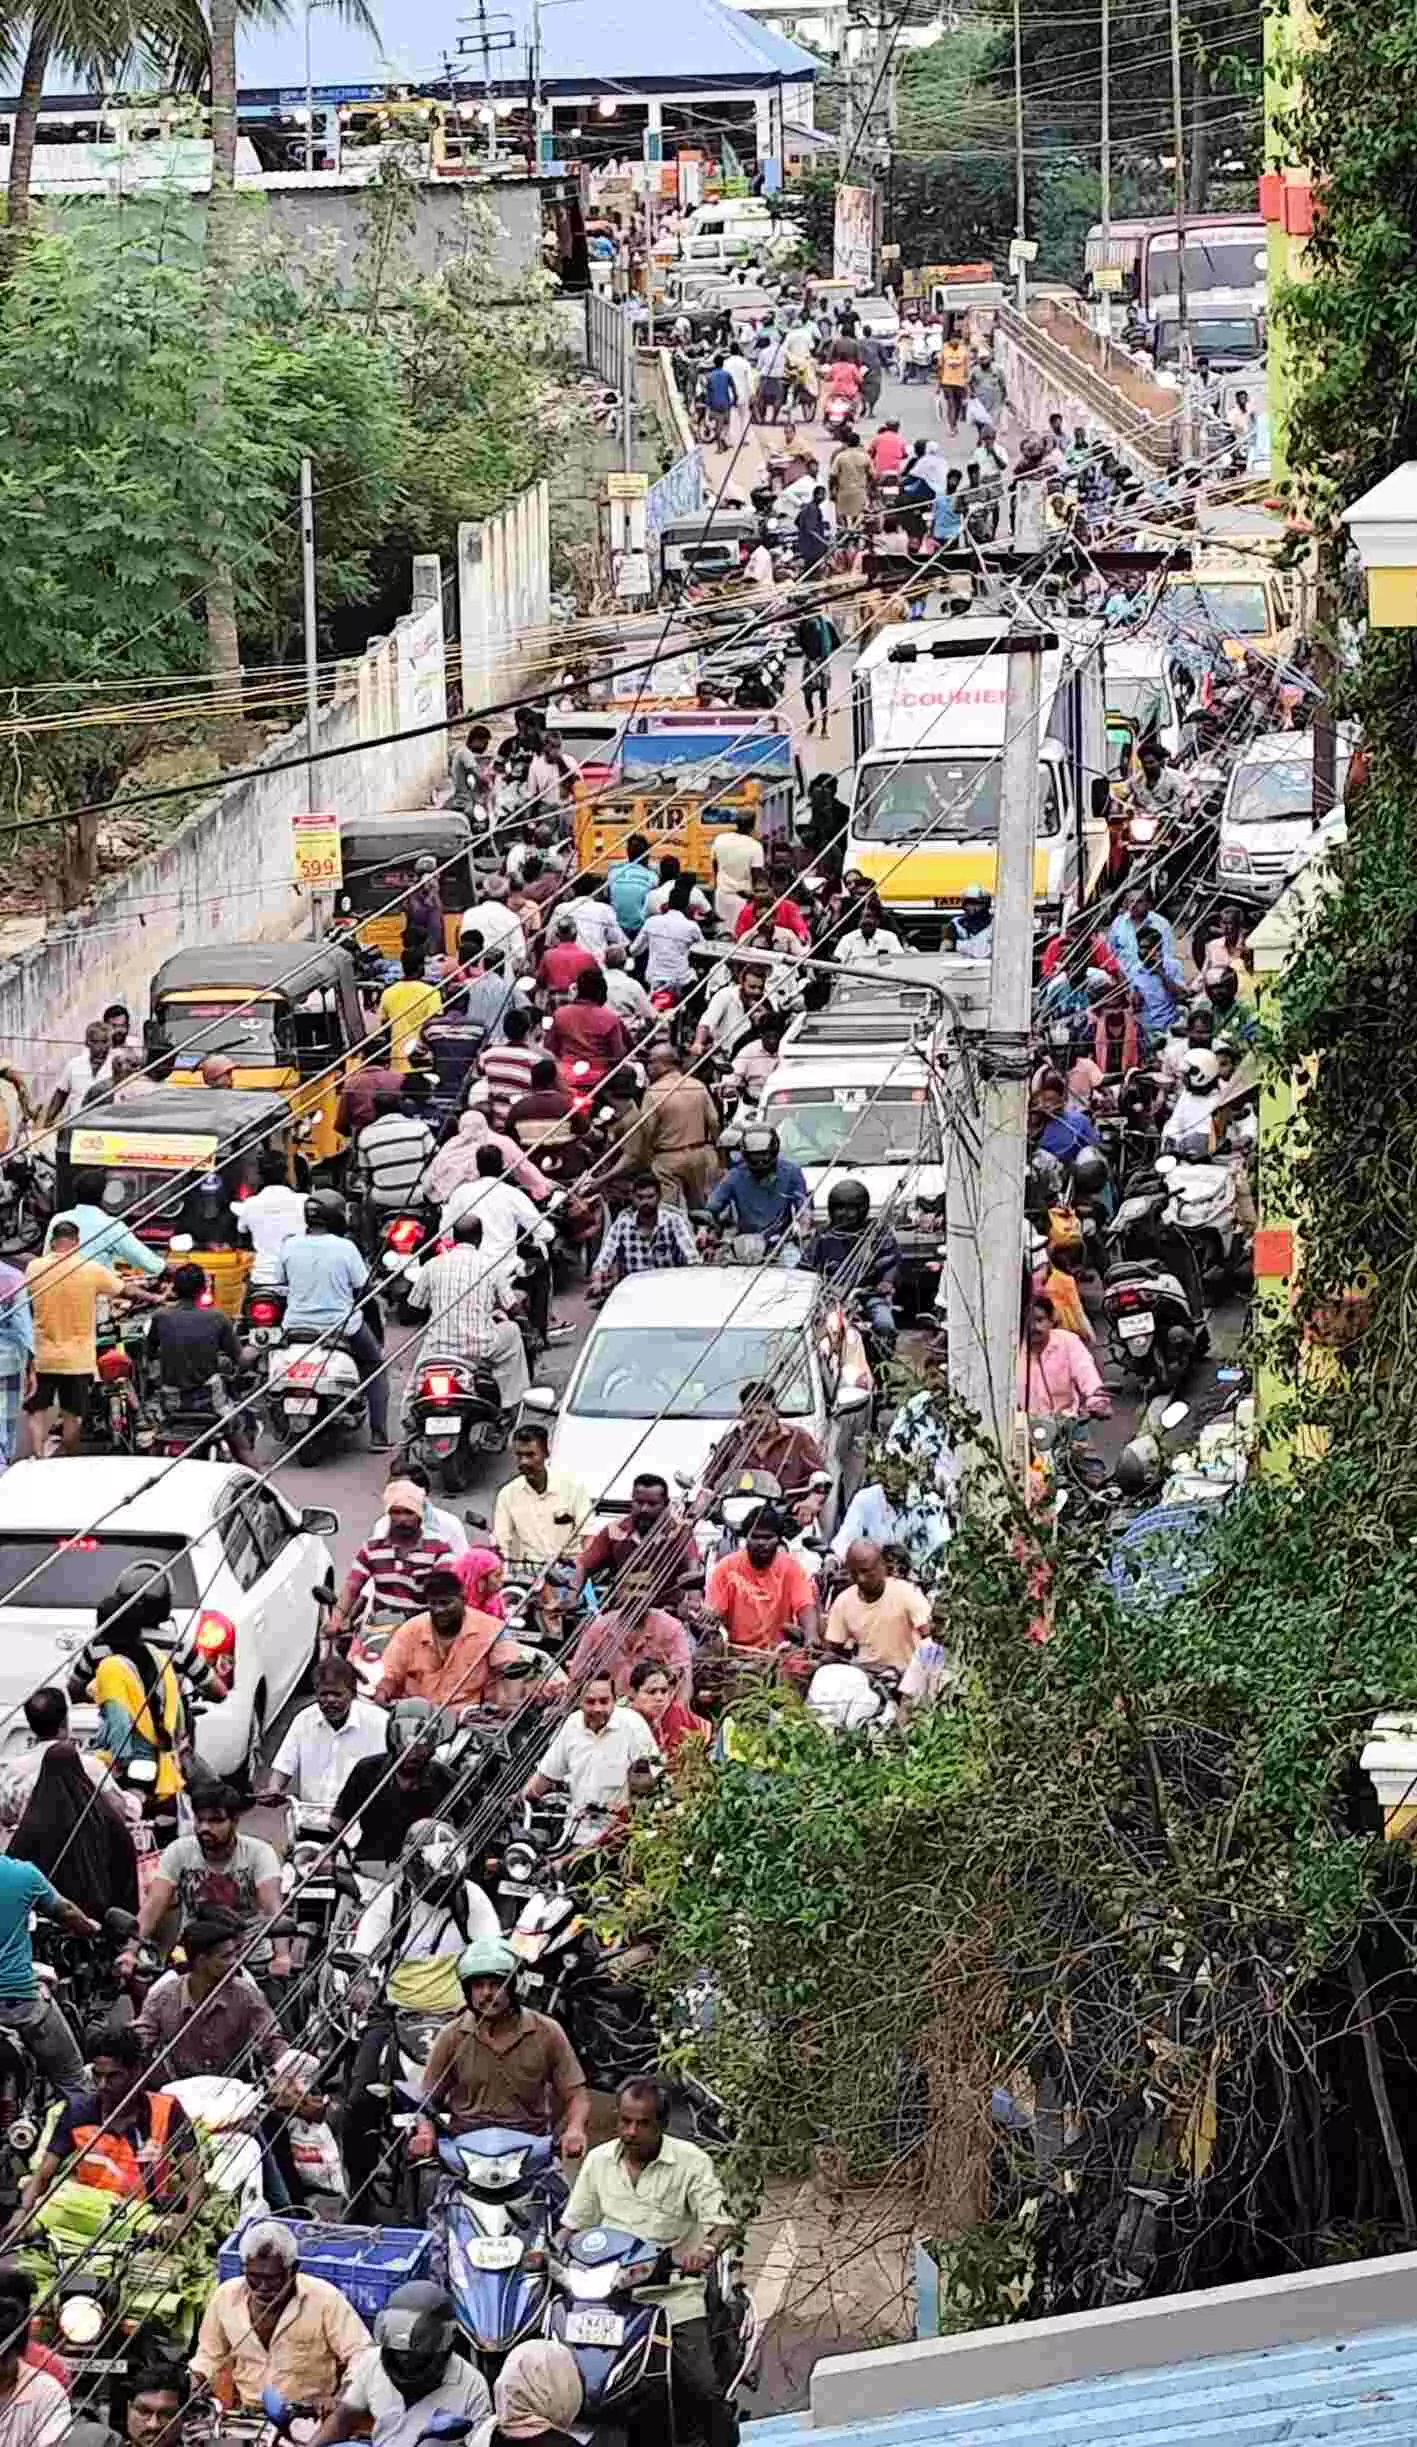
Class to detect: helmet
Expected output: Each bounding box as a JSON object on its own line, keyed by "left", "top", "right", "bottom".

{"left": 414, "top": 853, "right": 438, "bottom": 874}
{"left": 1181, "top": 1051, "right": 1220, "bottom": 1093}
{"left": 1025, "top": 1150, "right": 1064, "bottom": 1218}
{"left": 304, "top": 1188, "right": 348, "bottom": 1233}
{"left": 457, "top": 1936, "right": 519, "bottom": 1986}
{"left": 100, "top": 1563, "right": 173, "bottom": 1639}
{"left": 826, "top": 1178, "right": 870, "bottom": 1232}
{"left": 402, "top": 1818, "right": 466, "bottom": 1902}
{"left": 1069, "top": 1149, "right": 1110, "bottom": 1200}
{"left": 374, "top": 2284, "right": 459, "bottom": 2402}
{"left": 385, "top": 1698, "right": 451, "bottom": 1759}
{"left": 740, "top": 1125, "right": 780, "bottom": 1174}
{"left": 808, "top": 1662, "right": 887, "bottom": 1733}
{"left": 1112, "top": 1442, "right": 1154, "bottom": 1498}
{"left": 960, "top": 884, "right": 992, "bottom": 909}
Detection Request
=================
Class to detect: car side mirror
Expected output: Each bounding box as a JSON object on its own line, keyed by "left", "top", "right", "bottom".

{"left": 520, "top": 1386, "right": 558, "bottom": 1417}
{"left": 300, "top": 1508, "right": 339, "bottom": 1537}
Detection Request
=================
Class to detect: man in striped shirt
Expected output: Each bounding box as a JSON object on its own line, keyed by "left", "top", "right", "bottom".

{"left": 405, "top": 1210, "right": 531, "bottom": 1411}
{"left": 326, "top": 1480, "right": 457, "bottom": 1635}
{"left": 476, "top": 1007, "right": 543, "bottom": 1127}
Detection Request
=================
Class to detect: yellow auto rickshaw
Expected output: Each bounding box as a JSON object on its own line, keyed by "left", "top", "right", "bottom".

{"left": 331, "top": 813, "right": 476, "bottom": 963}
{"left": 144, "top": 942, "right": 363, "bottom": 1166}
{"left": 54, "top": 1087, "right": 297, "bottom": 1315}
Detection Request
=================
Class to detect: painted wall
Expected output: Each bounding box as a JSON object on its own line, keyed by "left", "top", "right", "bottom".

{"left": 456, "top": 482, "right": 553, "bottom": 719}
{"left": 993, "top": 300, "right": 1178, "bottom": 471}
{"left": 0, "top": 566, "right": 449, "bottom": 1101}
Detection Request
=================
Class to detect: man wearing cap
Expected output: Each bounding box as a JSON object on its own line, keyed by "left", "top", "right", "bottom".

{"left": 201, "top": 1053, "right": 236, "bottom": 1089}
{"left": 326, "top": 1484, "right": 457, "bottom": 1640}
{"left": 411, "top": 1938, "right": 589, "bottom": 2161}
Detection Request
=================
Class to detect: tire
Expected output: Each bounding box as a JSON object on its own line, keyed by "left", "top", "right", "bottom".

{"left": 440, "top": 1442, "right": 474, "bottom": 1496}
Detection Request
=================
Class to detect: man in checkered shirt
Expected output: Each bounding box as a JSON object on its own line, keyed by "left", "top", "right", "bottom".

{"left": 590, "top": 1171, "right": 702, "bottom": 1303}
{"left": 405, "top": 1209, "right": 530, "bottom": 1412}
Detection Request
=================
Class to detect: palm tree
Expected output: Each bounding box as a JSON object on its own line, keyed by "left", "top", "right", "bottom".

{"left": 3, "top": 0, "right": 183, "bottom": 245}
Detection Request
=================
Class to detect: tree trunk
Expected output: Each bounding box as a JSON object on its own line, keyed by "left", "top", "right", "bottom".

{"left": 1187, "top": 58, "right": 1211, "bottom": 215}
{"left": 5, "top": 21, "right": 54, "bottom": 258}
{"left": 202, "top": 0, "right": 245, "bottom": 741}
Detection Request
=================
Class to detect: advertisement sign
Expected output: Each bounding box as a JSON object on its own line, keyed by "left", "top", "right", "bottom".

{"left": 70, "top": 1129, "right": 218, "bottom": 1172}
{"left": 292, "top": 813, "right": 343, "bottom": 888}
{"left": 833, "top": 183, "right": 878, "bottom": 288}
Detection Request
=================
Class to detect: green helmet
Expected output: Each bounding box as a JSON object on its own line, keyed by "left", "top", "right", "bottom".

{"left": 457, "top": 1937, "right": 518, "bottom": 1985}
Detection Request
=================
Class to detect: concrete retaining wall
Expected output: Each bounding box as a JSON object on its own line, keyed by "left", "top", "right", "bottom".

{"left": 993, "top": 300, "right": 1179, "bottom": 472}
{"left": 0, "top": 564, "right": 449, "bottom": 1100}
{"left": 456, "top": 482, "right": 552, "bottom": 718}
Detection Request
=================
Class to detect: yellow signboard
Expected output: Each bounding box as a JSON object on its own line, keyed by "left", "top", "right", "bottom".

{"left": 292, "top": 812, "right": 343, "bottom": 887}
{"left": 70, "top": 1129, "right": 219, "bottom": 1171}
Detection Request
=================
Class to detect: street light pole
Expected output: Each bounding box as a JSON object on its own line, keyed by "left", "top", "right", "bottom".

{"left": 304, "top": 0, "right": 314, "bottom": 171}
{"left": 300, "top": 455, "right": 320, "bottom": 815}
{"left": 1099, "top": 0, "right": 1110, "bottom": 262}
{"left": 1169, "top": 0, "right": 1193, "bottom": 453}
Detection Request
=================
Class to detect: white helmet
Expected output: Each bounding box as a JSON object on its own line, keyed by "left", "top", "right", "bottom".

{"left": 1181, "top": 1050, "right": 1221, "bottom": 1094}
{"left": 807, "top": 1662, "right": 887, "bottom": 1734}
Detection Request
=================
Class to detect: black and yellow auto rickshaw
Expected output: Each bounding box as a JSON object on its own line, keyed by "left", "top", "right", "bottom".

{"left": 332, "top": 813, "right": 476, "bottom": 963}
{"left": 144, "top": 942, "right": 363, "bottom": 1167}
{"left": 54, "top": 1087, "right": 296, "bottom": 1315}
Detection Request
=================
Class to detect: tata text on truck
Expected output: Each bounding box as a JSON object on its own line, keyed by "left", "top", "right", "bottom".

{"left": 845, "top": 617, "right": 1110, "bottom": 944}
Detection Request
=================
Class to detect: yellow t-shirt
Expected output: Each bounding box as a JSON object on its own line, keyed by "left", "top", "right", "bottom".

{"left": 937, "top": 341, "right": 969, "bottom": 388}
{"left": 378, "top": 979, "right": 442, "bottom": 1070}
{"left": 24, "top": 1253, "right": 122, "bottom": 1374}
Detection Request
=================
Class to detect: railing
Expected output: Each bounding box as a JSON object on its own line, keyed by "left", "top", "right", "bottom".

{"left": 995, "top": 300, "right": 1178, "bottom": 469}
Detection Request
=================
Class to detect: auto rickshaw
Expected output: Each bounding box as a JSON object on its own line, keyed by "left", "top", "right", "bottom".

{"left": 331, "top": 813, "right": 475, "bottom": 963}
{"left": 53, "top": 1087, "right": 296, "bottom": 1315}
{"left": 144, "top": 942, "right": 363, "bottom": 1167}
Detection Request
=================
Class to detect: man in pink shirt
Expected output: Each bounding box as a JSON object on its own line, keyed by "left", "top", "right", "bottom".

{"left": 1016, "top": 1295, "right": 1111, "bottom": 1419}
{"left": 869, "top": 419, "right": 908, "bottom": 478}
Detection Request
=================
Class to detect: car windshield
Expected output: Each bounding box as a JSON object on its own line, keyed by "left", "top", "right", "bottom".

{"left": 570, "top": 1326, "right": 814, "bottom": 1419}
{"left": 853, "top": 757, "right": 1061, "bottom": 842}
{"left": 0, "top": 1535, "right": 197, "bottom": 1612}
{"left": 1229, "top": 752, "right": 1351, "bottom": 824}
{"left": 157, "top": 996, "right": 280, "bottom": 1059}
{"left": 1161, "top": 580, "right": 1271, "bottom": 638}
{"left": 763, "top": 1085, "right": 942, "bottom": 1168}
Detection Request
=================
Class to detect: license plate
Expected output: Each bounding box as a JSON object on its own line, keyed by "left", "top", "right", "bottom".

{"left": 566, "top": 2311, "right": 625, "bottom": 2346}
{"left": 284, "top": 1397, "right": 320, "bottom": 1415}
{"left": 425, "top": 1414, "right": 461, "bottom": 1433}
{"left": 465, "top": 2236, "right": 525, "bottom": 2270}
{"left": 1118, "top": 1317, "right": 1153, "bottom": 1342}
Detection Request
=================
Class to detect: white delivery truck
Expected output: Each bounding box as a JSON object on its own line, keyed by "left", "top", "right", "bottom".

{"left": 845, "top": 615, "right": 1112, "bottom": 943}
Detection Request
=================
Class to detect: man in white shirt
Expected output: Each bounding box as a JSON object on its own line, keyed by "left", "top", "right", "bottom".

{"left": 632, "top": 899, "right": 705, "bottom": 991}
{"left": 523, "top": 1673, "right": 660, "bottom": 1845}
{"left": 692, "top": 958, "right": 769, "bottom": 1059}
{"left": 459, "top": 878, "right": 527, "bottom": 973}
{"left": 236, "top": 1151, "right": 308, "bottom": 1282}
{"left": 745, "top": 535, "right": 774, "bottom": 590}
{"left": 261, "top": 1655, "right": 388, "bottom": 1814}
{"left": 440, "top": 1146, "right": 553, "bottom": 1271}
{"left": 44, "top": 1019, "right": 113, "bottom": 1126}
{"left": 492, "top": 1421, "right": 592, "bottom": 1568}
{"left": 835, "top": 906, "right": 906, "bottom": 966}
{"left": 711, "top": 814, "right": 765, "bottom": 928}
{"left": 569, "top": 879, "right": 625, "bottom": 959}
{"left": 602, "top": 943, "right": 656, "bottom": 1028}
{"left": 724, "top": 347, "right": 756, "bottom": 444}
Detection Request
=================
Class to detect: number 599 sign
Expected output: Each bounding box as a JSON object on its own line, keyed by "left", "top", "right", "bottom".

{"left": 292, "top": 812, "right": 343, "bottom": 888}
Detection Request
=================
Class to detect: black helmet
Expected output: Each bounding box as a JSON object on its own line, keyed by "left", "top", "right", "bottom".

{"left": 100, "top": 1563, "right": 173, "bottom": 1640}
{"left": 305, "top": 1188, "right": 348, "bottom": 1233}
{"left": 385, "top": 1698, "right": 451, "bottom": 1760}
{"left": 826, "top": 1178, "right": 870, "bottom": 1232}
{"left": 1112, "top": 1442, "right": 1154, "bottom": 1498}
{"left": 740, "top": 1125, "right": 780, "bottom": 1175}
{"left": 1025, "top": 1150, "right": 1063, "bottom": 1219}
{"left": 1070, "top": 1148, "right": 1110, "bottom": 1200}
{"left": 374, "top": 2283, "right": 459, "bottom": 2401}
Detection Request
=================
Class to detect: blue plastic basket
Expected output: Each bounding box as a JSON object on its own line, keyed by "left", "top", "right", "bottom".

{"left": 217, "top": 2217, "right": 432, "bottom": 2321}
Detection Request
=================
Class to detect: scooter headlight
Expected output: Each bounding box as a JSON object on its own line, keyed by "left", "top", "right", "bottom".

{"left": 58, "top": 2293, "right": 107, "bottom": 2346}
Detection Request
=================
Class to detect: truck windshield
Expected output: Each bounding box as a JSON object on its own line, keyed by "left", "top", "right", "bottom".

{"left": 1229, "top": 753, "right": 1351, "bottom": 824}
{"left": 1146, "top": 232, "right": 1266, "bottom": 297}
{"left": 1153, "top": 318, "right": 1262, "bottom": 364}
{"left": 1161, "top": 580, "right": 1271, "bottom": 638}
{"left": 852, "top": 757, "right": 1061, "bottom": 842}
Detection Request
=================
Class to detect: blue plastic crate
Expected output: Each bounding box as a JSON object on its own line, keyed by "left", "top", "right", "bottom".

{"left": 217, "top": 2217, "right": 432, "bottom": 2320}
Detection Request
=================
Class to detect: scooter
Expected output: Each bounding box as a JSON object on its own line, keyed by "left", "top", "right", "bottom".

{"left": 548, "top": 2231, "right": 759, "bottom": 2441}
{"left": 264, "top": 1328, "right": 369, "bottom": 1461}
{"left": 1102, "top": 1172, "right": 1209, "bottom": 1391}
{"left": 379, "top": 1208, "right": 438, "bottom": 1324}
{"left": 1157, "top": 1143, "right": 1247, "bottom": 1289}
{"left": 434, "top": 2120, "right": 559, "bottom": 2373}
{"left": 406, "top": 1355, "right": 511, "bottom": 1492}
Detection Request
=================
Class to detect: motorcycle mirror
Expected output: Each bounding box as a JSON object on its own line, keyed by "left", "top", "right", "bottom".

{"left": 1160, "top": 1399, "right": 1190, "bottom": 1430}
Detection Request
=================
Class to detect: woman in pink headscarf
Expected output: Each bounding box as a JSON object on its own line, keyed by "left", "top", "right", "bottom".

{"left": 424, "top": 1108, "right": 549, "bottom": 1206}
{"left": 456, "top": 1545, "right": 506, "bottom": 1618}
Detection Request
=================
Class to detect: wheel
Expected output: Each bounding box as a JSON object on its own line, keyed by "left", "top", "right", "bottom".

{"left": 440, "top": 1443, "right": 474, "bottom": 1496}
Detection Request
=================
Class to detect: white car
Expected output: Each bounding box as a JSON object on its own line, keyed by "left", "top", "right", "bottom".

{"left": 753, "top": 1047, "right": 949, "bottom": 1313}
{"left": 854, "top": 293, "right": 900, "bottom": 343}
{"left": 524, "top": 1266, "right": 870, "bottom": 1531}
{"left": 0, "top": 1458, "right": 337, "bottom": 1780}
{"left": 1216, "top": 728, "right": 1355, "bottom": 906}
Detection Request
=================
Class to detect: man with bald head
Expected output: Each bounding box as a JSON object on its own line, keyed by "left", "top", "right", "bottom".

{"left": 823, "top": 1538, "right": 933, "bottom": 1670}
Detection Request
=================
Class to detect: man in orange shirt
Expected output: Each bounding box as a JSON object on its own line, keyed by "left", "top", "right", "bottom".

{"left": 374, "top": 1569, "right": 563, "bottom": 1714}
{"left": 935, "top": 330, "right": 970, "bottom": 431}
{"left": 704, "top": 1509, "right": 819, "bottom": 1652}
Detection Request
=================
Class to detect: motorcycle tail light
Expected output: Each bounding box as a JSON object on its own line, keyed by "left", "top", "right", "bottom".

{"left": 249, "top": 1296, "right": 281, "bottom": 1326}
{"left": 1116, "top": 1287, "right": 1144, "bottom": 1311}
{"left": 420, "top": 1368, "right": 467, "bottom": 1401}
{"left": 96, "top": 1347, "right": 132, "bottom": 1383}
{"left": 387, "top": 1217, "right": 425, "bottom": 1253}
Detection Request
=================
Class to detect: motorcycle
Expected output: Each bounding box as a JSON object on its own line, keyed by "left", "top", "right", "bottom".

{"left": 1157, "top": 1141, "right": 1248, "bottom": 1289}
{"left": 378, "top": 1208, "right": 437, "bottom": 1324}
{"left": 240, "top": 1281, "right": 287, "bottom": 1351}
{"left": 406, "top": 1354, "right": 512, "bottom": 1492}
{"left": 1102, "top": 1172, "right": 1209, "bottom": 1391}
{"left": 548, "top": 2231, "right": 758, "bottom": 2441}
{"left": 264, "top": 1329, "right": 369, "bottom": 1461}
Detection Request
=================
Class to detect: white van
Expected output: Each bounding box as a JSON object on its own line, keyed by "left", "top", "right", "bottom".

{"left": 1105, "top": 639, "right": 1192, "bottom": 764}
{"left": 679, "top": 199, "right": 773, "bottom": 271}
{"left": 1216, "top": 729, "right": 1354, "bottom": 906}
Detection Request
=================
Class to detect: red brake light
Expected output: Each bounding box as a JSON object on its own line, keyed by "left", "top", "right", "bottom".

{"left": 421, "top": 1370, "right": 459, "bottom": 1400}
{"left": 195, "top": 1611, "right": 236, "bottom": 1656}
{"left": 60, "top": 1537, "right": 99, "bottom": 1552}
{"left": 1117, "top": 1287, "right": 1143, "bottom": 1311}
{"left": 249, "top": 1298, "right": 280, "bottom": 1325}
{"left": 234, "top": 1182, "right": 251, "bottom": 1201}
{"left": 96, "top": 1348, "right": 132, "bottom": 1383}
{"left": 388, "top": 1218, "right": 425, "bottom": 1253}
{"left": 197, "top": 1289, "right": 215, "bottom": 1309}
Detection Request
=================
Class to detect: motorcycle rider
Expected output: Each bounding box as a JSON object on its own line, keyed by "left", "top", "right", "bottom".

{"left": 702, "top": 1380, "right": 826, "bottom": 1512}
{"left": 703, "top": 1506, "right": 819, "bottom": 1653}
{"left": 1163, "top": 1048, "right": 1222, "bottom": 1151}
{"left": 405, "top": 1208, "right": 531, "bottom": 1415}
{"left": 806, "top": 1179, "right": 899, "bottom": 1341}
{"left": 144, "top": 1262, "right": 256, "bottom": 1466}
{"left": 311, "top": 2282, "right": 492, "bottom": 2447}
{"left": 258, "top": 1654, "right": 387, "bottom": 1816}
{"left": 411, "top": 1936, "right": 589, "bottom": 2163}
{"left": 332, "top": 1700, "right": 459, "bottom": 1869}
{"left": 705, "top": 1125, "right": 808, "bottom": 1248}
{"left": 340, "top": 1822, "right": 502, "bottom": 2217}
{"left": 274, "top": 1190, "right": 391, "bottom": 1452}
{"left": 138, "top": 1782, "right": 290, "bottom": 1983}
{"left": 948, "top": 883, "right": 993, "bottom": 960}
{"left": 560, "top": 2077, "right": 738, "bottom": 2447}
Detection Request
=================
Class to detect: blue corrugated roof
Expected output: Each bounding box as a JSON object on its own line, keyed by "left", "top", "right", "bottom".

{"left": 234, "top": 0, "right": 817, "bottom": 96}
{"left": 747, "top": 2319, "right": 1417, "bottom": 2447}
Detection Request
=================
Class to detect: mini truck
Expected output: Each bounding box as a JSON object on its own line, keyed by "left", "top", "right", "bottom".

{"left": 574, "top": 712, "right": 798, "bottom": 883}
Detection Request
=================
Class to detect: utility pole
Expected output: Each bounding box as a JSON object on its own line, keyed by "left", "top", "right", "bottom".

{"left": 1168, "top": 0, "right": 1193, "bottom": 455}
{"left": 1013, "top": 0, "right": 1027, "bottom": 313}
{"left": 944, "top": 626, "right": 1052, "bottom": 1469}
{"left": 300, "top": 456, "right": 320, "bottom": 815}
{"left": 1099, "top": 0, "right": 1110, "bottom": 265}
{"left": 621, "top": 304, "right": 635, "bottom": 474}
